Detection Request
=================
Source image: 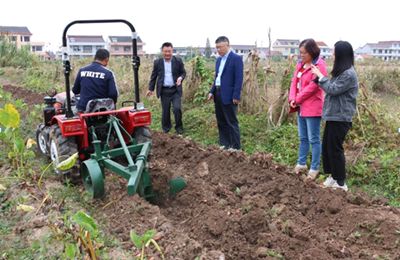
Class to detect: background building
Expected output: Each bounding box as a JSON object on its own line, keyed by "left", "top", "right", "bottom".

{"left": 356, "top": 41, "right": 400, "bottom": 61}
{"left": 67, "top": 35, "right": 106, "bottom": 58}
{"left": 272, "top": 39, "right": 300, "bottom": 58}
{"left": 108, "top": 36, "right": 145, "bottom": 57}
{"left": 0, "top": 26, "right": 32, "bottom": 49}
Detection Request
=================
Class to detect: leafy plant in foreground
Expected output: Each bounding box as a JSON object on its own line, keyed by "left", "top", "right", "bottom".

{"left": 130, "top": 229, "right": 165, "bottom": 260}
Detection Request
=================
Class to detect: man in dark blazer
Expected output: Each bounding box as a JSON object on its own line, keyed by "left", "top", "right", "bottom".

{"left": 147, "top": 42, "right": 186, "bottom": 134}
{"left": 208, "top": 36, "right": 244, "bottom": 150}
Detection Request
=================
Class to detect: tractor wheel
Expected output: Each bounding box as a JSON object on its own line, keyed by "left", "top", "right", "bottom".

{"left": 49, "top": 126, "right": 78, "bottom": 175}
{"left": 133, "top": 126, "right": 152, "bottom": 144}
{"left": 36, "top": 124, "right": 49, "bottom": 156}
{"left": 80, "top": 159, "right": 105, "bottom": 199}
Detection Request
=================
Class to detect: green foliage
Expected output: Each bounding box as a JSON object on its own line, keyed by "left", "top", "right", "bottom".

{"left": 0, "top": 103, "right": 35, "bottom": 176}
{"left": 182, "top": 103, "right": 217, "bottom": 145}
{"left": 130, "top": 229, "right": 156, "bottom": 249}
{"left": 22, "top": 62, "right": 64, "bottom": 93}
{"left": 64, "top": 243, "right": 78, "bottom": 259}
{"left": 205, "top": 38, "right": 212, "bottom": 58}
{"left": 191, "top": 56, "right": 214, "bottom": 104}
{"left": 0, "top": 38, "right": 37, "bottom": 68}
{"left": 71, "top": 211, "right": 99, "bottom": 238}
{"left": 0, "top": 103, "right": 20, "bottom": 128}
{"left": 359, "top": 66, "right": 400, "bottom": 95}
{"left": 130, "top": 229, "right": 165, "bottom": 260}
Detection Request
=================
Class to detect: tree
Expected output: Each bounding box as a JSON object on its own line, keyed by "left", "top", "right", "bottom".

{"left": 205, "top": 38, "right": 212, "bottom": 58}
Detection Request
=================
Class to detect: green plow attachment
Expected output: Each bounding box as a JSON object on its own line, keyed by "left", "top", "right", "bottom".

{"left": 81, "top": 116, "right": 186, "bottom": 199}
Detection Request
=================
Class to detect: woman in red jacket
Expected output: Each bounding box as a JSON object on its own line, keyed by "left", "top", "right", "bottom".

{"left": 289, "top": 39, "right": 327, "bottom": 180}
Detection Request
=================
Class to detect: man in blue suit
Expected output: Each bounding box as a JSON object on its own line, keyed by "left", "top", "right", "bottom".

{"left": 208, "top": 36, "right": 244, "bottom": 150}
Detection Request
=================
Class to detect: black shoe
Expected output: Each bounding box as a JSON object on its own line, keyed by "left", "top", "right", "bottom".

{"left": 163, "top": 129, "right": 170, "bottom": 134}
{"left": 176, "top": 129, "right": 184, "bottom": 135}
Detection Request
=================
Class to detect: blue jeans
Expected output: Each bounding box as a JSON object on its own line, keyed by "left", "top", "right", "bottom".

{"left": 297, "top": 116, "right": 321, "bottom": 171}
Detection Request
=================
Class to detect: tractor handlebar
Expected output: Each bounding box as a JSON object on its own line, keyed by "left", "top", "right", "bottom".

{"left": 62, "top": 19, "right": 141, "bottom": 118}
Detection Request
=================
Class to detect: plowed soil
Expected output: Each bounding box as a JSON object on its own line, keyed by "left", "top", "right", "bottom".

{"left": 95, "top": 133, "right": 400, "bottom": 259}
{"left": 2, "top": 84, "right": 44, "bottom": 106}
{"left": 3, "top": 85, "right": 400, "bottom": 259}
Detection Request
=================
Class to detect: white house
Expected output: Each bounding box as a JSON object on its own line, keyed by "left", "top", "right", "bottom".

{"left": 355, "top": 41, "right": 400, "bottom": 61}
{"left": 317, "top": 41, "right": 332, "bottom": 59}
{"left": 108, "top": 35, "right": 145, "bottom": 57}
{"left": 272, "top": 39, "right": 300, "bottom": 58}
{"left": 67, "top": 35, "right": 106, "bottom": 58}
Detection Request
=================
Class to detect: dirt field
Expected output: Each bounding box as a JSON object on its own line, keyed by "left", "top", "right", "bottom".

{"left": 1, "top": 85, "right": 400, "bottom": 259}
{"left": 95, "top": 133, "right": 400, "bottom": 259}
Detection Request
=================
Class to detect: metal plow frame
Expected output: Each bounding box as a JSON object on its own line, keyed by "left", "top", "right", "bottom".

{"left": 81, "top": 115, "right": 153, "bottom": 199}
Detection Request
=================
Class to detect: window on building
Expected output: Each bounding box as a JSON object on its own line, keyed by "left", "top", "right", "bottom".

{"left": 73, "top": 46, "right": 81, "bottom": 52}
{"left": 32, "top": 46, "right": 43, "bottom": 52}
{"left": 114, "top": 46, "right": 120, "bottom": 51}
{"left": 10, "top": 36, "right": 17, "bottom": 42}
{"left": 290, "top": 48, "right": 295, "bottom": 54}
{"left": 378, "top": 50, "right": 382, "bottom": 54}
{"left": 95, "top": 46, "right": 102, "bottom": 50}
{"left": 124, "top": 46, "right": 131, "bottom": 52}
{"left": 24, "top": 36, "right": 30, "bottom": 42}
{"left": 83, "top": 46, "right": 92, "bottom": 53}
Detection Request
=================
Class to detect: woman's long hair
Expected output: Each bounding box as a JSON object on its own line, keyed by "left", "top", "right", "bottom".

{"left": 331, "top": 41, "right": 354, "bottom": 77}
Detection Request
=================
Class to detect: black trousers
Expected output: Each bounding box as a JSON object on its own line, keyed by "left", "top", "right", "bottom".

{"left": 214, "top": 89, "right": 241, "bottom": 149}
{"left": 322, "top": 121, "right": 352, "bottom": 185}
{"left": 160, "top": 87, "right": 183, "bottom": 133}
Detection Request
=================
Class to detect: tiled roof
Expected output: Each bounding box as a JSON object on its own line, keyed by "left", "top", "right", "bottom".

{"left": 275, "top": 39, "right": 300, "bottom": 45}
{"left": 109, "top": 35, "right": 143, "bottom": 43}
{"left": 0, "top": 26, "right": 32, "bottom": 35}
{"left": 67, "top": 35, "right": 105, "bottom": 43}
{"left": 316, "top": 41, "right": 328, "bottom": 47}
{"left": 376, "top": 41, "right": 400, "bottom": 47}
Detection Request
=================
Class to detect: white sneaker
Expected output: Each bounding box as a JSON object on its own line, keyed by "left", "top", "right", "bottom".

{"left": 294, "top": 164, "right": 308, "bottom": 174}
{"left": 330, "top": 180, "right": 348, "bottom": 192}
{"left": 306, "top": 169, "right": 319, "bottom": 180}
{"left": 323, "top": 176, "right": 336, "bottom": 187}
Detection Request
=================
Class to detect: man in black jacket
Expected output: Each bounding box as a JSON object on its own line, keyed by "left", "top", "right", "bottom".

{"left": 147, "top": 42, "right": 186, "bottom": 134}
{"left": 73, "top": 49, "right": 118, "bottom": 112}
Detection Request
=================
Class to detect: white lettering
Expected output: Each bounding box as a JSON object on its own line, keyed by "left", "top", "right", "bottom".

{"left": 80, "top": 71, "right": 106, "bottom": 79}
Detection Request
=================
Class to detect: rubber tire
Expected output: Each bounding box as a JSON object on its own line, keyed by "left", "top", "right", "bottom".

{"left": 133, "top": 126, "right": 152, "bottom": 144}
{"left": 49, "top": 125, "right": 78, "bottom": 175}
{"left": 36, "top": 123, "right": 49, "bottom": 156}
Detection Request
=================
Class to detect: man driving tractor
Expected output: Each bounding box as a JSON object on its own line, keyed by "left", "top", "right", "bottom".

{"left": 72, "top": 48, "right": 119, "bottom": 112}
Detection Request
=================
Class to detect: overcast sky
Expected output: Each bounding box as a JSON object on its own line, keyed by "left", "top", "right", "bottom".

{"left": 1, "top": 0, "right": 399, "bottom": 53}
